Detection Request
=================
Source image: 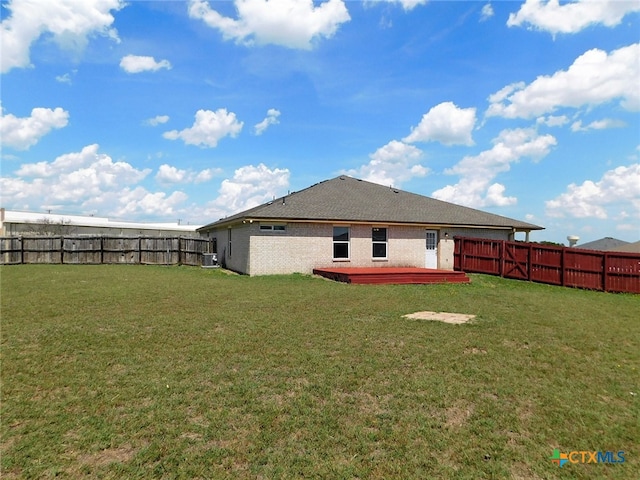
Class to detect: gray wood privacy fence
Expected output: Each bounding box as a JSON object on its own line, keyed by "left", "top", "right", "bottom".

{"left": 0, "top": 236, "right": 215, "bottom": 266}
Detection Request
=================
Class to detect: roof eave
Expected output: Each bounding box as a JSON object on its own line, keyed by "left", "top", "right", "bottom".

{"left": 196, "top": 216, "right": 544, "bottom": 232}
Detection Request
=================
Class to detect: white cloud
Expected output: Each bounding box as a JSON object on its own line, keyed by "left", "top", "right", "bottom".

{"left": 1, "top": 106, "right": 69, "bottom": 150}
{"left": 0, "top": 0, "right": 124, "bottom": 73}
{"left": 163, "top": 109, "right": 243, "bottom": 148}
{"left": 344, "top": 140, "right": 428, "bottom": 187}
{"left": 107, "top": 188, "right": 189, "bottom": 218}
{"left": 188, "top": 0, "right": 350, "bottom": 49}
{"left": 120, "top": 55, "right": 172, "bottom": 73}
{"left": 480, "top": 3, "right": 494, "bottom": 22}
{"left": 55, "top": 73, "right": 72, "bottom": 84}
{"left": 433, "top": 128, "right": 556, "bottom": 207}
{"left": 0, "top": 144, "right": 197, "bottom": 219}
{"left": 373, "top": 0, "right": 428, "bottom": 11}
{"left": 208, "top": 163, "right": 290, "bottom": 215}
{"left": 507, "top": 0, "right": 640, "bottom": 35}
{"left": 487, "top": 43, "right": 640, "bottom": 119}
{"left": 403, "top": 101, "right": 476, "bottom": 146}
{"left": 545, "top": 164, "right": 640, "bottom": 220}
{"left": 155, "top": 164, "right": 217, "bottom": 185}
{"left": 536, "top": 115, "right": 569, "bottom": 127}
{"left": 484, "top": 183, "right": 516, "bottom": 207}
{"left": 3, "top": 144, "right": 143, "bottom": 203}
{"left": 145, "top": 115, "right": 170, "bottom": 126}
{"left": 487, "top": 82, "right": 525, "bottom": 104}
{"left": 254, "top": 108, "right": 281, "bottom": 135}
{"left": 570, "top": 118, "right": 626, "bottom": 132}
{"left": 617, "top": 223, "right": 638, "bottom": 232}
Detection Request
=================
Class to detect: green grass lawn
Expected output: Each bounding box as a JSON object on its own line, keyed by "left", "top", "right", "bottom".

{"left": 1, "top": 265, "right": 638, "bottom": 479}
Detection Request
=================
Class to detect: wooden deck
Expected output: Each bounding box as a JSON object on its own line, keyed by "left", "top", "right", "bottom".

{"left": 313, "top": 267, "right": 470, "bottom": 285}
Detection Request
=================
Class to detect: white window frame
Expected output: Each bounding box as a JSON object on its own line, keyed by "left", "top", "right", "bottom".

{"left": 333, "top": 226, "right": 350, "bottom": 261}
{"left": 372, "top": 227, "right": 388, "bottom": 260}
{"left": 259, "top": 224, "right": 286, "bottom": 232}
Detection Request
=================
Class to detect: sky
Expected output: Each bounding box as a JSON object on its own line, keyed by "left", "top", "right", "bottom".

{"left": 1, "top": 0, "right": 639, "bottom": 244}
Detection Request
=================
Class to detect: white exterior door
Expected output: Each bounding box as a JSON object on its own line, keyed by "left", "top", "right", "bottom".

{"left": 425, "top": 230, "right": 438, "bottom": 269}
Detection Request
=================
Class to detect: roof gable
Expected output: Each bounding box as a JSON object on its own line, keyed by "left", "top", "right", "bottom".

{"left": 199, "top": 176, "right": 543, "bottom": 231}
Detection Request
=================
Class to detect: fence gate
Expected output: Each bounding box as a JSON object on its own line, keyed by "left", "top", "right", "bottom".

{"left": 454, "top": 236, "right": 640, "bottom": 294}
{"left": 503, "top": 242, "right": 529, "bottom": 280}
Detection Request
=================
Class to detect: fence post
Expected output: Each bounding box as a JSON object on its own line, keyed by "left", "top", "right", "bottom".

{"left": 20, "top": 235, "right": 24, "bottom": 265}
{"left": 60, "top": 236, "right": 64, "bottom": 264}
{"left": 100, "top": 236, "right": 104, "bottom": 264}
{"left": 560, "top": 247, "right": 565, "bottom": 287}
{"left": 460, "top": 238, "right": 468, "bottom": 272}
{"left": 178, "top": 237, "right": 182, "bottom": 265}
{"left": 498, "top": 240, "right": 504, "bottom": 277}
{"left": 602, "top": 253, "right": 608, "bottom": 292}
{"left": 527, "top": 243, "right": 532, "bottom": 281}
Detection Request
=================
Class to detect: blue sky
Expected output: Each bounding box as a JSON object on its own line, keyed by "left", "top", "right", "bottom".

{"left": 1, "top": 0, "right": 639, "bottom": 244}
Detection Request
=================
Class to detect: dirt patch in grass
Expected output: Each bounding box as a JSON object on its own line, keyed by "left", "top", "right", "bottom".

{"left": 464, "top": 347, "right": 487, "bottom": 354}
{"left": 403, "top": 311, "right": 476, "bottom": 324}
{"left": 444, "top": 401, "right": 475, "bottom": 428}
{"left": 510, "top": 462, "right": 543, "bottom": 480}
{"left": 78, "top": 444, "right": 137, "bottom": 467}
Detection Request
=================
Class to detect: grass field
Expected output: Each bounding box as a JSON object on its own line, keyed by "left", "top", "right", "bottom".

{"left": 1, "top": 265, "right": 639, "bottom": 479}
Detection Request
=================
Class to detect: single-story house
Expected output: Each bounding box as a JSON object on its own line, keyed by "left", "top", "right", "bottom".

{"left": 197, "top": 175, "right": 543, "bottom": 276}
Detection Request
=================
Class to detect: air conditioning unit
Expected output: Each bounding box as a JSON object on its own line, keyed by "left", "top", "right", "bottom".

{"left": 202, "top": 253, "right": 219, "bottom": 268}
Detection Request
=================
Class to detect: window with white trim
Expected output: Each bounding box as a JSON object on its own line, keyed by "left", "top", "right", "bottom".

{"left": 372, "top": 227, "right": 387, "bottom": 258}
{"left": 227, "top": 228, "right": 232, "bottom": 257}
{"left": 333, "top": 226, "right": 350, "bottom": 259}
{"left": 259, "top": 224, "right": 286, "bottom": 232}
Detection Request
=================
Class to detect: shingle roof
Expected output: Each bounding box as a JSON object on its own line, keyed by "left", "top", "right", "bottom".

{"left": 610, "top": 241, "right": 640, "bottom": 253}
{"left": 575, "top": 237, "right": 630, "bottom": 251}
{"left": 198, "top": 176, "right": 543, "bottom": 231}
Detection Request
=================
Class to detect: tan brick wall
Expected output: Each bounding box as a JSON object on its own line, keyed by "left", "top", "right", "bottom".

{"left": 438, "top": 237, "right": 455, "bottom": 271}
{"left": 210, "top": 223, "right": 513, "bottom": 275}
{"left": 249, "top": 222, "right": 331, "bottom": 275}
{"left": 249, "top": 223, "right": 429, "bottom": 275}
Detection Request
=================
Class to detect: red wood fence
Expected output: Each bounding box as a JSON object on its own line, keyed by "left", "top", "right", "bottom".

{"left": 454, "top": 237, "right": 640, "bottom": 294}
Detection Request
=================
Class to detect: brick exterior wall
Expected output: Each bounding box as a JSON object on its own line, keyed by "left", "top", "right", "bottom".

{"left": 208, "top": 222, "right": 513, "bottom": 275}
{"left": 251, "top": 223, "right": 427, "bottom": 275}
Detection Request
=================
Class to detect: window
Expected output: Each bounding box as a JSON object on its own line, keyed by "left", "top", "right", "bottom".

{"left": 426, "top": 230, "right": 437, "bottom": 250}
{"left": 259, "top": 224, "right": 286, "bottom": 232}
{"left": 333, "top": 226, "right": 350, "bottom": 259}
{"left": 372, "top": 227, "right": 387, "bottom": 258}
{"left": 227, "top": 228, "right": 232, "bottom": 257}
